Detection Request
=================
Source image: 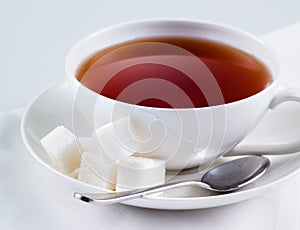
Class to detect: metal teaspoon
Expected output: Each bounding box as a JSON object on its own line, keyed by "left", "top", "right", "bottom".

{"left": 74, "top": 155, "right": 270, "bottom": 205}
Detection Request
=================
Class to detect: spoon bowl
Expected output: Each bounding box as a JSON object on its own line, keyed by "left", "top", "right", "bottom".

{"left": 74, "top": 156, "right": 270, "bottom": 205}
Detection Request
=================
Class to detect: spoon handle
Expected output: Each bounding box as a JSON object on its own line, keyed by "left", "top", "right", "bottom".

{"left": 74, "top": 180, "right": 201, "bottom": 204}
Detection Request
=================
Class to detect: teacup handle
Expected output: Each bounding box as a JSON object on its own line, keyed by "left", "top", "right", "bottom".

{"left": 227, "top": 87, "right": 300, "bottom": 156}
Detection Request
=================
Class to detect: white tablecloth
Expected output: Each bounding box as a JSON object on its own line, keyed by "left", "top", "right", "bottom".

{"left": 2, "top": 21, "right": 300, "bottom": 230}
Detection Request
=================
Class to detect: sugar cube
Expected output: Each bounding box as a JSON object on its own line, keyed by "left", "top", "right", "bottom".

{"left": 77, "top": 137, "right": 98, "bottom": 152}
{"left": 78, "top": 151, "right": 118, "bottom": 190}
{"left": 40, "top": 126, "right": 81, "bottom": 173}
{"left": 116, "top": 156, "right": 165, "bottom": 192}
{"left": 93, "top": 117, "right": 140, "bottom": 161}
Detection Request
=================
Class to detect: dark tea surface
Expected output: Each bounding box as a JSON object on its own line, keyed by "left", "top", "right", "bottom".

{"left": 77, "top": 37, "right": 272, "bottom": 108}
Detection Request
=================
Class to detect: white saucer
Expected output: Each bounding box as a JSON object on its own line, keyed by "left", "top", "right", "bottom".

{"left": 21, "top": 80, "right": 300, "bottom": 210}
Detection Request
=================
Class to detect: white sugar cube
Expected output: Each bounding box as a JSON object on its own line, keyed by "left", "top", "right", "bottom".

{"left": 70, "top": 168, "right": 79, "bottom": 179}
{"left": 116, "top": 156, "right": 165, "bottom": 192}
{"left": 40, "top": 126, "right": 81, "bottom": 173}
{"left": 93, "top": 117, "right": 140, "bottom": 161}
{"left": 78, "top": 151, "right": 118, "bottom": 190}
{"left": 77, "top": 137, "right": 98, "bottom": 152}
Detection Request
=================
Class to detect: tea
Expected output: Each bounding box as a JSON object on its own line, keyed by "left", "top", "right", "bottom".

{"left": 76, "top": 37, "right": 272, "bottom": 108}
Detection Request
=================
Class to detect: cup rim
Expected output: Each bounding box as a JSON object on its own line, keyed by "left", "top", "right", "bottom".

{"left": 65, "top": 18, "right": 279, "bottom": 111}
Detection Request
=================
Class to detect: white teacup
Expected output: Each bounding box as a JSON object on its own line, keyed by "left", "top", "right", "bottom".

{"left": 66, "top": 19, "right": 300, "bottom": 170}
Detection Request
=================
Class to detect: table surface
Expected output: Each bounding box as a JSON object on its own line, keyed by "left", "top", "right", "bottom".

{"left": 2, "top": 1, "right": 300, "bottom": 229}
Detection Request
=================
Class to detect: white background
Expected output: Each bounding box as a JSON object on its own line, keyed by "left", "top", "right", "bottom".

{"left": 1, "top": 0, "right": 300, "bottom": 110}
{"left": 2, "top": 1, "right": 300, "bottom": 230}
